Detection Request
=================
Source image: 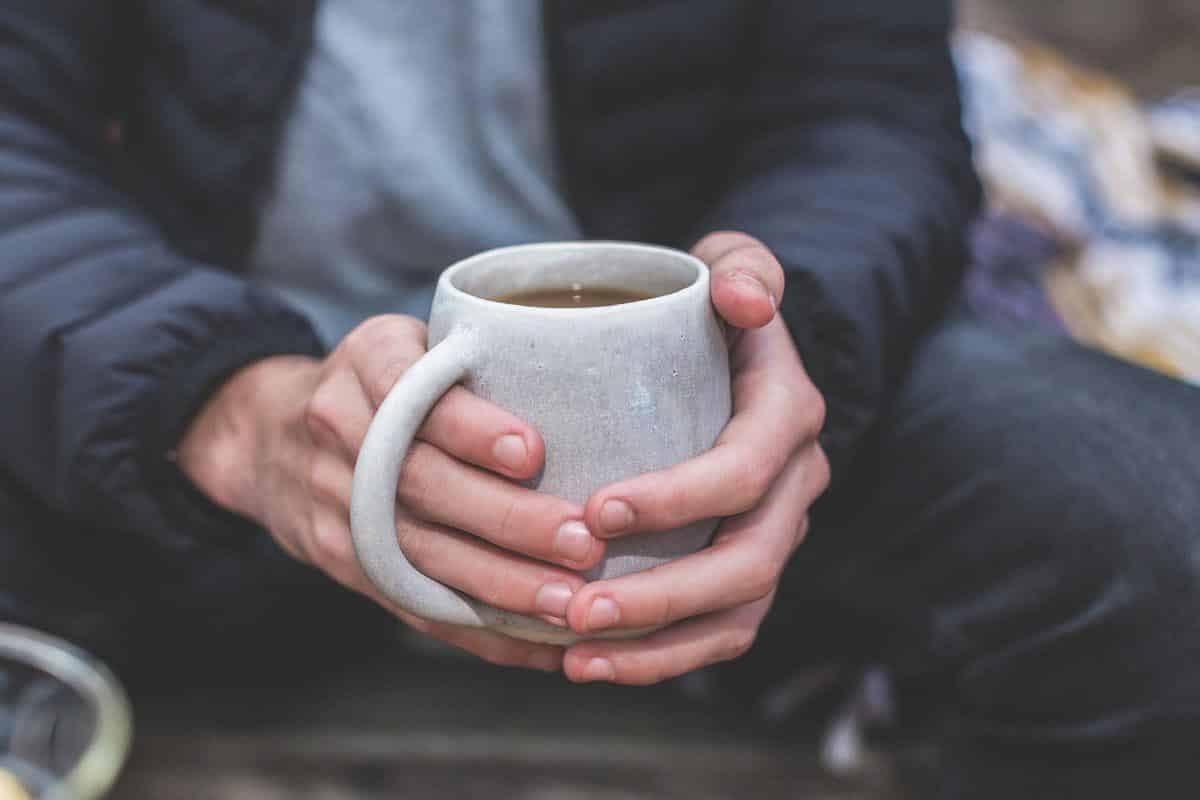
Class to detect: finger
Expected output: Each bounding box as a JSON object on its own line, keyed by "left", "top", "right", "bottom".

{"left": 306, "top": 501, "right": 588, "bottom": 633}
{"left": 341, "top": 314, "right": 430, "bottom": 408}
{"left": 567, "top": 446, "right": 826, "bottom": 636}
{"left": 307, "top": 449, "right": 354, "bottom": 510}
{"left": 327, "top": 316, "right": 546, "bottom": 479}
{"left": 305, "top": 436, "right": 600, "bottom": 571}
{"left": 398, "top": 442, "right": 603, "bottom": 570}
{"left": 563, "top": 593, "right": 774, "bottom": 685}
{"left": 304, "top": 367, "right": 374, "bottom": 461}
{"left": 417, "top": 620, "right": 565, "bottom": 673}
{"left": 397, "top": 506, "right": 590, "bottom": 623}
{"left": 305, "top": 503, "right": 369, "bottom": 590}
{"left": 692, "top": 232, "right": 785, "bottom": 330}
{"left": 584, "top": 327, "right": 823, "bottom": 537}
{"left": 420, "top": 386, "right": 546, "bottom": 480}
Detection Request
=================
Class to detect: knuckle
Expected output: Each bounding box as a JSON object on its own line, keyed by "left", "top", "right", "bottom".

{"left": 343, "top": 316, "right": 428, "bottom": 402}
{"left": 310, "top": 518, "right": 353, "bottom": 573}
{"left": 808, "top": 390, "right": 828, "bottom": 437}
{"left": 744, "top": 559, "right": 782, "bottom": 602}
{"left": 777, "top": 373, "right": 822, "bottom": 425}
{"left": 496, "top": 496, "right": 522, "bottom": 546}
{"left": 719, "top": 628, "right": 758, "bottom": 663}
{"left": 369, "top": 355, "right": 415, "bottom": 405}
{"left": 303, "top": 382, "right": 341, "bottom": 440}
{"left": 729, "top": 455, "right": 773, "bottom": 512}
{"left": 396, "top": 443, "right": 439, "bottom": 513}
{"left": 773, "top": 378, "right": 820, "bottom": 440}
{"left": 751, "top": 456, "right": 780, "bottom": 498}
{"left": 472, "top": 568, "right": 521, "bottom": 611}
{"left": 306, "top": 457, "right": 344, "bottom": 506}
{"left": 339, "top": 320, "right": 371, "bottom": 356}
{"left": 509, "top": 496, "right": 565, "bottom": 560}
{"left": 426, "top": 388, "right": 470, "bottom": 439}
{"left": 656, "top": 480, "right": 693, "bottom": 526}
{"left": 394, "top": 519, "right": 431, "bottom": 567}
{"left": 648, "top": 593, "right": 675, "bottom": 629}
{"left": 343, "top": 315, "right": 392, "bottom": 358}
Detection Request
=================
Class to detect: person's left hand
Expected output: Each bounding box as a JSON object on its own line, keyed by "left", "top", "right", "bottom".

{"left": 561, "top": 231, "right": 830, "bottom": 685}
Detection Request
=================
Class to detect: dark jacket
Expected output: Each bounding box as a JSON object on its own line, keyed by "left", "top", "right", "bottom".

{"left": 0, "top": 1, "right": 980, "bottom": 557}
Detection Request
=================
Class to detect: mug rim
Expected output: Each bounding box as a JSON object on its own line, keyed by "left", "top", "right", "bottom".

{"left": 438, "top": 241, "right": 708, "bottom": 315}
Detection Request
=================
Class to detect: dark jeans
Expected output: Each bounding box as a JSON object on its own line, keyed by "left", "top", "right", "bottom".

{"left": 4, "top": 312, "right": 1199, "bottom": 797}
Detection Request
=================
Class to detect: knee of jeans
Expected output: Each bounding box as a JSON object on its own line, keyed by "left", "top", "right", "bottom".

{"left": 958, "top": 388, "right": 1196, "bottom": 638}
{"left": 925, "top": 440, "right": 1200, "bottom": 743}
{"left": 897, "top": 322, "right": 1199, "bottom": 577}
{"left": 891, "top": 324, "right": 1200, "bottom": 718}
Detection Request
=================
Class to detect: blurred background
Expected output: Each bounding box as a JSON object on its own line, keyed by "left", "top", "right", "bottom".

{"left": 956, "top": 0, "right": 1200, "bottom": 382}
{"left": 962, "top": 0, "right": 1199, "bottom": 97}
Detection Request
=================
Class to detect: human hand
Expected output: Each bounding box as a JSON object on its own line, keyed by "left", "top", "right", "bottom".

{"left": 176, "top": 315, "right": 609, "bottom": 672}
{"left": 560, "top": 232, "right": 830, "bottom": 684}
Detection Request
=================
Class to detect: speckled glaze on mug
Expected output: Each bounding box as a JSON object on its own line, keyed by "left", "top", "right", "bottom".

{"left": 350, "top": 242, "right": 731, "bottom": 644}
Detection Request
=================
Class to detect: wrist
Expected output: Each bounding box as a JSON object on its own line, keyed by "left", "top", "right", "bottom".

{"left": 176, "top": 355, "right": 320, "bottom": 521}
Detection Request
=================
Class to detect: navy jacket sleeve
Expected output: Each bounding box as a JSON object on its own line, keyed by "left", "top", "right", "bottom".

{"left": 0, "top": 3, "right": 324, "bottom": 552}
{"left": 698, "top": 0, "right": 981, "bottom": 480}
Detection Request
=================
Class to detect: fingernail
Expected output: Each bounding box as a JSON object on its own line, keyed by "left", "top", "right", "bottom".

{"left": 492, "top": 434, "right": 528, "bottom": 472}
{"left": 769, "top": 290, "right": 778, "bottom": 310}
{"left": 599, "top": 499, "right": 635, "bottom": 535}
{"left": 528, "top": 650, "right": 561, "bottom": 672}
{"left": 535, "top": 582, "right": 573, "bottom": 619}
{"left": 554, "top": 520, "right": 594, "bottom": 563}
{"left": 586, "top": 596, "right": 620, "bottom": 631}
{"left": 582, "top": 657, "right": 615, "bottom": 681}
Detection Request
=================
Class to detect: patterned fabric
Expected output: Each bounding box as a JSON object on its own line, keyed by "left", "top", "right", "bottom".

{"left": 956, "top": 34, "right": 1200, "bottom": 383}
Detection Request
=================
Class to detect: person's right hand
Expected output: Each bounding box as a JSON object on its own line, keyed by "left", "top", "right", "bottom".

{"left": 176, "top": 314, "right": 604, "bottom": 672}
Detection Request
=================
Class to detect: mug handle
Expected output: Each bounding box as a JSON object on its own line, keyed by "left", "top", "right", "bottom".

{"left": 350, "top": 329, "right": 571, "bottom": 642}
{"left": 350, "top": 330, "right": 484, "bottom": 626}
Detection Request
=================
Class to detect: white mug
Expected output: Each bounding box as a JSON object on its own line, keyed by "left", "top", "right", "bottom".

{"left": 350, "top": 242, "right": 731, "bottom": 643}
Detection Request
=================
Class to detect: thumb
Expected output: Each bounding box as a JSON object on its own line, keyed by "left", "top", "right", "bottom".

{"left": 692, "top": 232, "right": 784, "bottom": 329}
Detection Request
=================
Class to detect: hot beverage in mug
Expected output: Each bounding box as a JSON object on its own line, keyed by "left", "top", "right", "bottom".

{"left": 490, "top": 286, "right": 656, "bottom": 308}
{"left": 350, "top": 242, "right": 731, "bottom": 644}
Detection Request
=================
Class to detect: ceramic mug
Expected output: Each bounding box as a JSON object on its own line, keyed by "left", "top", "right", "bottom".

{"left": 350, "top": 242, "right": 731, "bottom": 644}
